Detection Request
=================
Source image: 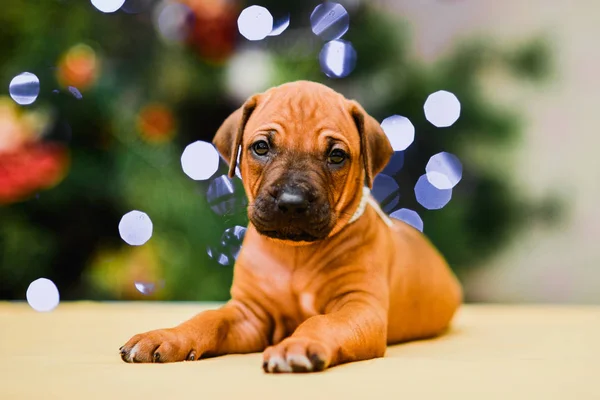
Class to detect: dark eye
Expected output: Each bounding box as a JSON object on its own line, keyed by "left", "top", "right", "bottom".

{"left": 252, "top": 140, "right": 269, "bottom": 156}
{"left": 328, "top": 149, "right": 346, "bottom": 165}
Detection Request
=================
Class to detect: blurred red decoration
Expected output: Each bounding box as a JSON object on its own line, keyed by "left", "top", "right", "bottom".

{"left": 182, "top": 0, "right": 240, "bottom": 64}
{"left": 56, "top": 44, "right": 99, "bottom": 90}
{"left": 0, "top": 143, "right": 69, "bottom": 205}
{"left": 0, "top": 98, "right": 69, "bottom": 205}
{"left": 136, "top": 103, "right": 176, "bottom": 143}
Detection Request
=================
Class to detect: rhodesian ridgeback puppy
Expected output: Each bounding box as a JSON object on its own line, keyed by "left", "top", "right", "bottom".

{"left": 120, "top": 80, "right": 463, "bottom": 372}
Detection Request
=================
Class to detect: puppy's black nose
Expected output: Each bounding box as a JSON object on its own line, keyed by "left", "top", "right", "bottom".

{"left": 277, "top": 190, "right": 309, "bottom": 214}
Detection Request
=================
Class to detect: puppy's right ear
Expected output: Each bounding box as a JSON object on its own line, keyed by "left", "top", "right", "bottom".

{"left": 212, "top": 95, "right": 259, "bottom": 178}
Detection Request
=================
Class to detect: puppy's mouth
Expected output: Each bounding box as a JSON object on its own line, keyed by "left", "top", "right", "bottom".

{"left": 258, "top": 229, "right": 320, "bottom": 242}
{"left": 250, "top": 214, "right": 332, "bottom": 242}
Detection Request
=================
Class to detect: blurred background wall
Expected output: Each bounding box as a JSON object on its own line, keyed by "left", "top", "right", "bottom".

{"left": 1, "top": 0, "right": 597, "bottom": 305}
{"left": 375, "top": 0, "right": 600, "bottom": 303}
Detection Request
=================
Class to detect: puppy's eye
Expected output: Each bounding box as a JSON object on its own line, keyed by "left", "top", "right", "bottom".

{"left": 328, "top": 149, "right": 346, "bottom": 165}
{"left": 252, "top": 140, "right": 269, "bottom": 156}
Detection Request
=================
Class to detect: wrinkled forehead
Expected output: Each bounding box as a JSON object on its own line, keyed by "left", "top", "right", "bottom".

{"left": 244, "top": 86, "right": 358, "bottom": 144}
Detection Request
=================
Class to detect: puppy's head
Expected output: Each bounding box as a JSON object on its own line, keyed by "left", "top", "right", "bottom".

{"left": 213, "top": 81, "right": 393, "bottom": 243}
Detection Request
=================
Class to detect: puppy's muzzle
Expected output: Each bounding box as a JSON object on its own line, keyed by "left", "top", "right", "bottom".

{"left": 251, "top": 183, "right": 332, "bottom": 242}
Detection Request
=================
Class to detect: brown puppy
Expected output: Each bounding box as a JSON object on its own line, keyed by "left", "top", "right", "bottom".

{"left": 120, "top": 81, "right": 463, "bottom": 372}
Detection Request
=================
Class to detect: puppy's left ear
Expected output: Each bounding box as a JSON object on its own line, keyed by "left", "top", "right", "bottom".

{"left": 348, "top": 100, "right": 394, "bottom": 188}
{"left": 212, "top": 94, "right": 260, "bottom": 178}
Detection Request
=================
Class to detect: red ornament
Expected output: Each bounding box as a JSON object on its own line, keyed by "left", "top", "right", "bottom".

{"left": 0, "top": 143, "right": 69, "bottom": 205}
{"left": 182, "top": 0, "right": 240, "bottom": 64}
{"left": 136, "top": 104, "right": 176, "bottom": 143}
{"left": 56, "top": 44, "right": 99, "bottom": 90}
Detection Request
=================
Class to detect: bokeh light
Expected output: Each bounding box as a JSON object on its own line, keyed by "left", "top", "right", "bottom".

{"left": 68, "top": 86, "right": 83, "bottom": 100}
{"left": 57, "top": 44, "right": 98, "bottom": 90}
{"left": 380, "top": 115, "right": 415, "bottom": 151}
{"left": 154, "top": 1, "right": 193, "bottom": 43}
{"left": 118, "top": 210, "right": 153, "bottom": 246}
{"left": 181, "top": 140, "right": 220, "bottom": 181}
{"left": 414, "top": 174, "right": 452, "bottom": 210}
{"left": 319, "top": 39, "right": 357, "bottom": 79}
{"left": 9, "top": 72, "right": 40, "bottom": 106}
{"left": 310, "top": 2, "right": 349, "bottom": 41}
{"left": 268, "top": 13, "right": 290, "bottom": 36}
{"left": 206, "top": 175, "right": 247, "bottom": 215}
{"left": 26, "top": 278, "right": 60, "bottom": 312}
{"left": 90, "top": 0, "right": 125, "bottom": 13}
{"left": 390, "top": 208, "right": 424, "bottom": 232}
{"left": 237, "top": 5, "right": 273, "bottom": 41}
{"left": 137, "top": 103, "right": 175, "bottom": 143}
{"left": 426, "top": 151, "right": 463, "bottom": 190}
{"left": 207, "top": 225, "right": 246, "bottom": 266}
{"left": 225, "top": 49, "right": 274, "bottom": 103}
{"left": 382, "top": 151, "right": 404, "bottom": 176}
{"left": 424, "top": 90, "right": 461, "bottom": 128}
{"left": 134, "top": 280, "right": 164, "bottom": 296}
{"left": 121, "top": 0, "right": 153, "bottom": 14}
{"left": 372, "top": 174, "right": 400, "bottom": 213}
{"left": 221, "top": 225, "right": 246, "bottom": 257}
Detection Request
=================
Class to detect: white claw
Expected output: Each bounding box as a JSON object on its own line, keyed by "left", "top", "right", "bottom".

{"left": 267, "top": 355, "right": 292, "bottom": 373}
{"left": 127, "top": 344, "right": 140, "bottom": 362}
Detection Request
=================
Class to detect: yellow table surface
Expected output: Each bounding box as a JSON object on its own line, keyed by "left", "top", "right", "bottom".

{"left": 0, "top": 302, "right": 598, "bottom": 400}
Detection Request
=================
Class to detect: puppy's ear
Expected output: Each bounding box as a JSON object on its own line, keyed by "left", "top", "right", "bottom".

{"left": 212, "top": 95, "right": 260, "bottom": 178}
{"left": 348, "top": 100, "right": 394, "bottom": 188}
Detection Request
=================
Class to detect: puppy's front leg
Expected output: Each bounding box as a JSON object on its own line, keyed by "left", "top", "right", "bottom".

{"left": 120, "top": 299, "right": 270, "bottom": 363}
{"left": 263, "top": 294, "right": 388, "bottom": 373}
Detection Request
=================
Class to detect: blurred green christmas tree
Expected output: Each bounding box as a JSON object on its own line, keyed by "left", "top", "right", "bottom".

{"left": 0, "top": 0, "right": 555, "bottom": 301}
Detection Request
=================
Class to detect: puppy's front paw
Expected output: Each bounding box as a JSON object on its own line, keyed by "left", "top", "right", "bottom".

{"left": 120, "top": 328, "right": 196, "bottom": 363}
{"left": 262, "top": 338, "right": 332, "bottom": 373}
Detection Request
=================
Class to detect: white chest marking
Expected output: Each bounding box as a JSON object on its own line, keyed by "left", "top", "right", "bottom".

{"left": 299, "top": 292, "right": 318, "bottom": 316}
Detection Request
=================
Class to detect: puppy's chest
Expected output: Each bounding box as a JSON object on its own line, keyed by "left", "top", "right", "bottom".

{"left": 271, "top": 283, "right": 322, "bottom": 344}
{"left": 249, "top": 263, "right": 322, "bottom": 326}
{"left": 256, "top": 269, "right": 320, "bottom": 318}
{"left": 240, "top": 249, "right": 333, "bottom": 342}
